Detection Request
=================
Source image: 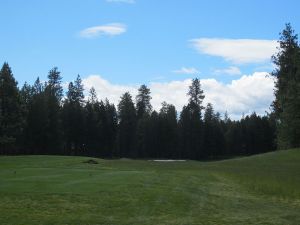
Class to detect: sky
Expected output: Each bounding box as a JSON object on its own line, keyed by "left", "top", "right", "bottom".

{"left": 1, "top": 0, "right": 300, "bottom": 119}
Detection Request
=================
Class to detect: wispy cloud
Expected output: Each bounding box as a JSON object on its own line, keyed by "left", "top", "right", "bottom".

{"left": 80, "top": 23, "right": 126, "bottom": 38}
{"left": 106, "top": 0, "right": 135, "bottom": 3}
{"left": 173, "top": 67, "right": 200, "bottom": 75}
{"left": 214, "top": 66, "right": 242, "bottom": 76}
{"left": 190, "top": 38, "right": 278, "bottom": 64}
{"left": 82, "top": 72, "right": 274, "bottom": 119}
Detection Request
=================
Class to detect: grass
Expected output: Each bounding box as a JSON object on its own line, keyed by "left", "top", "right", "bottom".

{"left": 0, "top": 149, "right": 300, "bottom": 224}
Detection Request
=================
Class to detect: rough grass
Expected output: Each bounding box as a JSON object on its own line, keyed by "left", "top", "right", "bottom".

{"left": 0, "top": 149, "right": 300, "bottom": 224}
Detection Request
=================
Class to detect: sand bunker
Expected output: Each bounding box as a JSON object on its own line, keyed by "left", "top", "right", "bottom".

{"left": 151, "top": 160, "right": 186, "bottom": 162}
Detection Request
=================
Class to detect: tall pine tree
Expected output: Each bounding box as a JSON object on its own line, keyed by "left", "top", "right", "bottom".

{"left": 272, "top": 23, "right": 300, "bottom": 149}
{"left": 62, "top": 75, "right": 85, "bottom": 154}
{"left": 44, "top": 67, "right": 64, "bottom": 153}
{"left": 136, "top": 85, "right": 152, "bottom": 157}
{"left": 179, "top": 78, "right": 205, "bottom": 159}
{"left": 117, "top": 92, "right": 137, "bottom": 158}
{"left": 0, "top": 63, "right": 22, "bottom": 153}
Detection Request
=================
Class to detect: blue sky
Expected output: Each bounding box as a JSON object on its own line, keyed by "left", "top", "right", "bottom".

{"left": 1, "top": 0, "right": 300, "bottom": 118}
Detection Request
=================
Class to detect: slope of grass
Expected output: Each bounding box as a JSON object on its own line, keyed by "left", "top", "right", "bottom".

{"left": 0, "top": 149, "right": 299, "bottom": 225}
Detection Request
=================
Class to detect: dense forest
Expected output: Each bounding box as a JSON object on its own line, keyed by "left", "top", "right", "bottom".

{"left": 0, "top": 24, "right": 299, "bottom": 159}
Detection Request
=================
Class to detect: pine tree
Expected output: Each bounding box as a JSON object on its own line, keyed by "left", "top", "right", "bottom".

{"left": 179, "top": 78, "right": 205, "bottom": 159}
{"left": 272, "top": 23, "right": 300, "bottom": 149}
{"left": 19, "top": 82, "right": 34, "bottom": 150}
{"left": 44, "top": 67, "right": 64, "bottom": 153}
{"left": 117, "top": 92, "right": 137, "bottom": 158}
{"left": 23, "top": 77, "right": 48, "bottom": 154}
{"left": 47, "top": 67, "right": 63, "bottom": 101}
{"left": 158, "top": 102, "right": 178, "bottom": 158}
{"left": 188, "top": 78, "right": 205, "bottom": 112}
{"left": 85, "top": 88, "right": 99, "bottom": 155}
{"left": 136, "top": 84, "right": 152, "bottom": 119}
{"left": 203, "top": 103, "right": 215, "bottom": 157}
{"left": 147, "top": 110, "right": 160, "bottom": 158}
{"left": 88, "top": 87, "right": 98, "bottom": 104}
{"left": 62, "top": 76, "right": 85, "bottom": 154}
{"left": 104, "top": 99, "right": 118, "bottom": 157}
{"left": 203, "top": 103, "right": 225, "bottom": 158}
{"left": 0, "top": 63, "right": 22, "bottom": 153}
{"left": 74, "top": 75, "right": 85, "bottom": 105}
{"left": 136, "top": 85, "right": 152, "bottom": 157}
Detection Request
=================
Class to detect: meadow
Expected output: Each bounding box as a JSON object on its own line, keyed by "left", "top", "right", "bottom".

{"left": 0, "top": 149, "right": 299, "bottom": 225}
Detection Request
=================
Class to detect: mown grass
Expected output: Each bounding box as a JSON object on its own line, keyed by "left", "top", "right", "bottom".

{"left": 0, "top": 149, "right": 299, "bottom": 224}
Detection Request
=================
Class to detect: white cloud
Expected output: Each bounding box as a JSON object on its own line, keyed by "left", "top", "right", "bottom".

{"left": 190, "top": 38, "right": 278, "bottom": 64}
{"left": 106, "top": 0, "right": 135, "bottom": 3}
{"left": 82, "top": 72, "right": 275, "bottom": 120}
{"left": 82, "top": 75, "right": 138, "bottom": 103}
{"left": 201, "top": 72, "right": 275, "bottom": 119}
{"left": 80, "top": 23, "right": 126, "bottom": 38}
{"left": 173, "top": 67, "right": 200, "bottom": 75}
{"left": 214, "top": 66, "right": 242, "bottom": 76}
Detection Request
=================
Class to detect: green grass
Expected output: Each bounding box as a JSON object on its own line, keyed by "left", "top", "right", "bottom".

{"left": 0, "top": 149, "right": 300, "bottom": 225}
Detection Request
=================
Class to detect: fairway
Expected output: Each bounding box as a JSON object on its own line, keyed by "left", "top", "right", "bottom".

{"left": 0, "top": 150, "right": 300, "bottom": 225}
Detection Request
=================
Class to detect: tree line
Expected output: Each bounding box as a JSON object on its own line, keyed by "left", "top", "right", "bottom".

{"left": 0, "top": 65, "right": 276, "bottom": 159}
{"left": 0, "top": 24, "right": 299, "bottom": 159}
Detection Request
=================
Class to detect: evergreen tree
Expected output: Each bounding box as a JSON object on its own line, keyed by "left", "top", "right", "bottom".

{"left": 179, "top": 78, "right": 205, "bottom": 159}
{"left": 158, "top": 102, "right": 178, "bottom": 158}
{"left": 147, "top": 110, "right": 160, "bottom": 158}
{"left": 19, "top": 82, "right": 34, "bottom": 150}
{"left": 20, "top": 82, "right": 33, "bottom": 108}
{"left": 85, "top": 98, "right": 117, "bottom": 157}
{"left": 272, "top": 23, "right": 300, "bottom": 149}
{"left": 188, "top": 78, "right": 205, "bottom": 111}
{"left": 62, "top": 75, "right": 85, "bottom": 154}
{"left": 203, "top": 104, "right": 225, "bottom": 158}
{"left": 44, "top": 67, "right": 64, "bottom": 153}
{"left": 74, "top": 75, "right": 85, "bottom": 105}
{"left": 178, "top": 105, "right": 190, "bottom": 159}
{"left": 204, "top": 103, "right": 216, "bottom": 157}
{"left": 0, "top": 63, "right": 22, "bottom": 153}
{"left": 136, "top": 84, "right": 152, "bottom": 119}
{"left": 136, "top": 85, "right": 152, "bottom": 157}
{"left": 136, "top": 113, "right": 152, "bottom": 158}
{"left": 23, "top": 78, "right": 48, "bottom": 154}
{"left": 88, "top": 87, "right": 97, "bottom": 104}
{"left": 47, "top": 67, "right": 63, "bottom": 101}
{"left": 104, "top": 99, "right": 118, "bottom": 157}
{"left": 94, "top": 100, "right": 107, "bottom": 156}
{"left": 85, "top": 88, "right": 100, "bottom": 155}
{"left": 117, "top": 92, "right": 137, "bottom": 158}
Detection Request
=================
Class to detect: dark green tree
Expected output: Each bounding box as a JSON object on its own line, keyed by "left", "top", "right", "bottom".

{"left": 86, "top": 98, "right": 117, "bottom": 157}
{"left": 136, "top": 84, "right": 152, "bottom": 119}
{"left": 158, "top": 102, "right": 178, "bottom": 158}
{"left": 47, "top": 67, "right": 63, "bottom": 101}
{"left": 272, "top": 23, "right": 300, "bottom": 149}
{"left": 104, "top": 99, "right": 118, "bottom": 157}
{"left": 23, "top": 77, "right": 48, "bottom": 154}
{"left": 0, "top": 63, "right": 23, "bottom": 153}
{"left": 19, "top": 82, "right": 34, "bottom": 149}
{"left": 204, "top": 103, "right": 218, "bottom": 157}
{"left": 85, "top": 88, "right": 99, "bottom": 155}
{"left": 188, "top": 78, "right": 205, "bottom": 111}
{"left": 117, "top": 92, "right": 137, "bottom": 157}
{"left": 135, "top": 85, "right": 153, "bottom": 157}
{"left": 179, "top": 78, "right": 205, "bottom": 159}
{"left": 44, "top": 67, "right": 64, "bottom": 153}
{"left": 62, "top": 75, "right": 85, "bottom": 154}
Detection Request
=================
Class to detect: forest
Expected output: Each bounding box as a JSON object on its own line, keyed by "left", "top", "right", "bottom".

{"left": 0, "top": 24, "right": 299, "bottom": 160}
